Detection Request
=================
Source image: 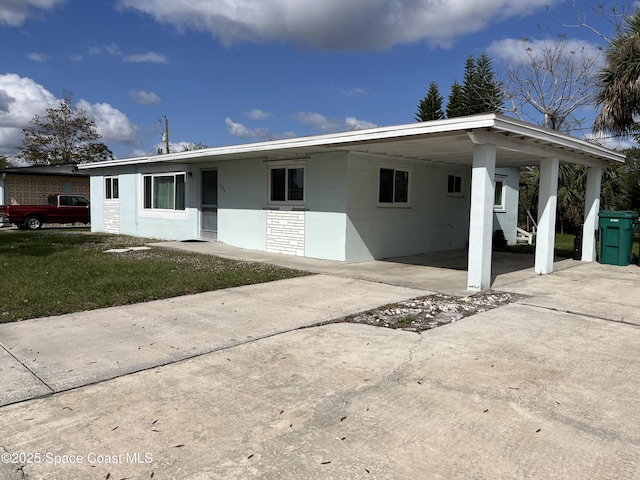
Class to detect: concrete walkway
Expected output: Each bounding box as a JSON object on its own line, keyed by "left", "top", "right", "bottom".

{"left": 1, "top": 245, "right": 639, "bottom": 479}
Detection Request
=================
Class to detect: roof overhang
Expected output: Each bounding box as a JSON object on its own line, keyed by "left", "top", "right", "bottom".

{"left": 79, "top": 114, "right": 625, "bottom": 171}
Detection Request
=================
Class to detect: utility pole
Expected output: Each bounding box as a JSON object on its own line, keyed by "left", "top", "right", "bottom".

{"left": 160, "top": 116, "right": 170, "bottom": 154}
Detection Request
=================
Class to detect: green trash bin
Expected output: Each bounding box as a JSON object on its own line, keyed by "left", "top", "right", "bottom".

{"left": 598, "top": 210, "right": 639, "bottom": 266}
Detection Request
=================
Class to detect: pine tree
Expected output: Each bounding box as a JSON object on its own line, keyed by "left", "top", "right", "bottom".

{"left": 461, "top": 54, "right": 503, "bottom": 115}
{"left": 416, "top": 81, "right": 445, "bottom": 122}
{"left": 473, "top": 53, "right": 504, "bottom": 114}
{"left": 446, "top": 81, "right": 466, "bottom": 118}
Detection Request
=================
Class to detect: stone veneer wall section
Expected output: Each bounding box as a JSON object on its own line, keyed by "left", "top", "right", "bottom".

{"left": 7, "top": 175, "right": 90, "bottom": 205}
{"left": 266, "top": 210, "right": 305, "bottom": 256}
{"left": 103, "top": 200, "right": 120, "bottom": 233}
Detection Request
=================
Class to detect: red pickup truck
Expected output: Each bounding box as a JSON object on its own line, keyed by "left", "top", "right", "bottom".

{"left": 0, "top": 194, "right": 90, "bottom": 230}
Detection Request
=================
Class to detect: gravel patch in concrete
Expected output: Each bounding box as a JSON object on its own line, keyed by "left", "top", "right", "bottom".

{"left": 342, "top": 291, "right": 525, "bottom": 332}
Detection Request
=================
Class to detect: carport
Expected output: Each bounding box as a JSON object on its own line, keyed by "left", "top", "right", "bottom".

{"left": 314, "top": 114, "right": 625, "bottom": 291}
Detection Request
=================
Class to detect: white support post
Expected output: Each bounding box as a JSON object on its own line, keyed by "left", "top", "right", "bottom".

{"left": 467, "top": 143, "right": 496, "bottom": 292}
{"left": 582, "top": 167, "right": 602, "bottom": 262}
{"left": 535, "top": 157, "right": 559, "bottom": 274}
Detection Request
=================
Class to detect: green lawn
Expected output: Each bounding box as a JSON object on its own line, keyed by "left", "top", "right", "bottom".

{"left": 498, "top": 232, "right": 640, "bottom": 260}
{"left": 0, "top": 229, "right": 308, "bottom": 323}
{"left": 495, "top": 232, "right": 576, "bottom": 257}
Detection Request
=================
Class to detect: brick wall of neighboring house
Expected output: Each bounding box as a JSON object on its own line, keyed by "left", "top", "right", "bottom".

{"left": 7, "top": 175, "right": 90, "bottom": 205}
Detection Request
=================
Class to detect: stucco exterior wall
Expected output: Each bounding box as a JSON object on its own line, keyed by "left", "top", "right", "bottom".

{"left": 345, "top": 153, "right": 471, "bottom": 263}
{"left": 86, "top": 152, "right": 481, "bottom": 262}
{"left": 304, "top": 152, "right": 348, "bottom": 261}
{"left": 215, "top": 158, "right": 267, "bottom": 251}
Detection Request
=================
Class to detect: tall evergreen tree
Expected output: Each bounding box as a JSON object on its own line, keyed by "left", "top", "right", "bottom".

{"left": 461, "top": 55, "right": 478, "bottom": 115}
{"left": 473, "top": 53, "right": 504, "bottom": 114}
{"left": 461, "top": 54, "right": 504, "bottom": 115}
{"left": 446, "top": 81, "right": 466, "bottom": 118}
{"left": 416, "top": 81, "right": 445, "bottom": 122}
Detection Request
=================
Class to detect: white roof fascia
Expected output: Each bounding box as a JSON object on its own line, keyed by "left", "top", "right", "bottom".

{"left": 79, "top": 113, "right": 624, "bottom": 170}
{"left": 490, "top": 115, "right": 625, "bottom": 164}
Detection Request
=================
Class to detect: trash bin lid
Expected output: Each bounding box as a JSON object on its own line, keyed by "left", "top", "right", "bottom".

{"left": 598, "top": 210, "right": 639, "bottom": 219}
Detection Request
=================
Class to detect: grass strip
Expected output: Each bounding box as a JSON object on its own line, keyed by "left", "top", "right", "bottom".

{"left": 0, "top": 229, "right": 308, "bottom": 323}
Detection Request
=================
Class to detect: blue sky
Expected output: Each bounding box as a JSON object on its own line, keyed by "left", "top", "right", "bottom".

{"left": 0, "top": 0, "right": 630, "bottom": 163}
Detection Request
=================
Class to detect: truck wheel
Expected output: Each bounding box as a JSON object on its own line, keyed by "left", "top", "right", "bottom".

{"left": 24, "top": 216, "right": 43, "bottom": 230}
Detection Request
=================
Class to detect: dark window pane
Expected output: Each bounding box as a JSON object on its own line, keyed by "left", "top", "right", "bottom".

{"left": 202, "top": 170, "right": 217, "bottom": 205}
{"left": 288, "top": 168, "right": 304, "bottom": 201}
{"left": 143, "top": 176, "right": 152, "bottom": 209}
{"left": 447, "top": 175, "right": 455, "bottom": 193}
{"left": 454, "top": 176, "right": 462, "bottom": 193}
{"left": 494, "top": 181, "right": 503, "bottom": 206}
{"left": 105, "top": 179, "right": 112, "bottom": 199}
{"left": 175, "top": 174, "right": 186, "bottom": 210}
{"left": 271, "top": 168, "right": 286, "bottom": 202}
{"left": 112, "top": 178, "right": 119, "bottom": 199}
{"left": 379, "top": 168, "right": 394, "bottom": 203}
{"left": 394, "top": 170, "right": 409, "bottom": 203}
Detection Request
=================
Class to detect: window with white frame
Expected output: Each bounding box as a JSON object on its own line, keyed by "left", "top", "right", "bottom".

{"left": 142, "top": 173, "right": 186, "bottom": 210}
{"left": 269, "top": 165, "right": 305, "bottom": 204}
{"left": 105, "top": 177, "right": 119, "bottom": 200}
{"left": 494, "top": 177, "right": 506, "bottom": 211}
{"left": 378, "top": 167, "right": 410, "bottom": 205}
{"left": 447, "top": 174, "right": 463, "bottom": 197}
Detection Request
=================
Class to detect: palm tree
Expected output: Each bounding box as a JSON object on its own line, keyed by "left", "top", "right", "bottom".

{"left": 594, "top": 9, "right": 640, "bottom": 137}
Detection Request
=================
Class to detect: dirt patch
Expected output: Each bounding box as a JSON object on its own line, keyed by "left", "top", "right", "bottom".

{"left": 341, "top": 291, "right": 525, "bottom": 332}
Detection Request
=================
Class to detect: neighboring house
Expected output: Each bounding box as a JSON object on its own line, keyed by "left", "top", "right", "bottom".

{"left": 0, "top": 164, "right": 90, "bottom": 206}
{"left": 79, "top": 114, "right": 624, "bottom": 292}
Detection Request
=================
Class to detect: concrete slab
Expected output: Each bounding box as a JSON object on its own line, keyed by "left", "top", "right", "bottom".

{"left": 0, "top": 275, "right": 426, "bottom": 404}
{"left": 1, "top": 305, "right": 639, "bottom": 479}
{"left": 0, "top": 346, "right": 52, "bottom": 405}
{"left": 499, "top": 261, "right": 640, "bottom": 325}
{"left": 151, "top": 241, "right": 558, "bottom": 295}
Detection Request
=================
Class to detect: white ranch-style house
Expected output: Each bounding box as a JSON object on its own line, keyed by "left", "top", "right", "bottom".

{"left": 80, "top": 114, "right": 625, "bottom": 292}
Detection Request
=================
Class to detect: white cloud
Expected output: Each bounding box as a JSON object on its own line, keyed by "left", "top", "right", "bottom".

{"left": 89, "top": 43, "right": 168, "bottom": 64}
{"left": 225, "top": 117, "right": 272, "bottom": 140}
{"left": 488, "top": 37, "right": 604, "bottom": 66}
{"left": 0, "top": 0, "right": 64, "bottom": 27}
{"left": 345, "top": 117, "right": 378, "bottom": 131}
{"left": 123, "top": 52, "right": 168, "bottom": 64}
{"left": 27, "top": 52, "right": 50, "bottom": 62}
{"left": 116, "top": 0, "right": 557, "bottom": 50}
{"left": 129, "top": 89, "right": 161, "bottom": 105}
{"left": 246, "top": 109, "right": 272, "bottom": 120}
{"left": 76, "top": 99, "right": 139, "bottom": 143}
{"left": 0, "top": 73, "right": 56, "bottom": 155}
{"left": 294, "top": 112, "right": 341, "bottom": 132}
{"left": 294, "top": 112, "right": 376, "bottom": 132}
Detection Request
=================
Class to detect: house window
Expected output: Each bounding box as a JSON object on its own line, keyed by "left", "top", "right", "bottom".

{"left": 378, "top": 167, "right": 410, "bottom": 205}
{"left": 143, "top": 173, "right": 186, "bottom": 210}
{"left": 105, "top": 177, "right": 119, "bottom": 200}
{"left": 494, "top": 177, "right": 506, "bottom": 211}
{"left": 447, "top": 174, "right": 463, "bottom": 197}
{"left": 270, "top": 166, "right": 304, "bottom": 203}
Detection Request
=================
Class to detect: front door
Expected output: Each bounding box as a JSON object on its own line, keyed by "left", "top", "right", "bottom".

{"left": 201, "top": 170, "right": 218, "bottom": 240}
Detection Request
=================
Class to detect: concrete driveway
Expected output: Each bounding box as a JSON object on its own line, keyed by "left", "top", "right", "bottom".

{"left": 0, "top": 251, "right": 639, "bottom": 479}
